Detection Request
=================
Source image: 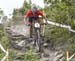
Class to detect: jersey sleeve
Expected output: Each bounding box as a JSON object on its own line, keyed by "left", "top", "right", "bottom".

{"left": 37, "top": 10, "right": 44, "bottom": 16}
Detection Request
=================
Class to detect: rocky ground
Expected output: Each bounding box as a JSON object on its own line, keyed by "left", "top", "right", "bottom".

{"left": 6, "top": 24, "right": 65, "bottom": 61}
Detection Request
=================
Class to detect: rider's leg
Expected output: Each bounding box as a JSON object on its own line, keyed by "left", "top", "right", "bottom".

{"left": 29, "top": 17, "right": 33, "bottom": 38}
{"left": 30, "top": 23, "right": 32, "bottom": 38}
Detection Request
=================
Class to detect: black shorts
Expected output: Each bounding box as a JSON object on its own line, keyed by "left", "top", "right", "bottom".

{"left": 29, "top": 16, "right": 39, "bottom": 23}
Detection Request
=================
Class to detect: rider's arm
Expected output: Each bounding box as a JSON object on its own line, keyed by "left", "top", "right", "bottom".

{"left": 37, "top": 10, "right": 48, "bottom": 24}
{"left": 24, "top": 10, "right": 32, "bottom": 24}
{"left": 24, "top": 15, "right": 27, "bottom": 25}
{"left": 37, "top": 10, "right": 44, "bottom": 17}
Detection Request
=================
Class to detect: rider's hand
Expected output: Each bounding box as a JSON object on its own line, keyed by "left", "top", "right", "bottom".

{"left": 43, "top": 18, "right": 48, "bottom": 25}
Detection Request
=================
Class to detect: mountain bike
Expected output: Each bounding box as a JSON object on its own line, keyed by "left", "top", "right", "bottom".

{"left": 30, "top": 17, "right": 43, "bottom": 53}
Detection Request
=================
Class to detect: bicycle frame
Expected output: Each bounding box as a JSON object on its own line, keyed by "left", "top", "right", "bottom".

{"left": 31, "top": 19, "right": 42, "bottom": 51}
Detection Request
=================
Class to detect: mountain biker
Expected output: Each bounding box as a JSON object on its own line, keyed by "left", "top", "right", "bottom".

{"left": 24, "top": 5, "right": 46, "bottom": 38}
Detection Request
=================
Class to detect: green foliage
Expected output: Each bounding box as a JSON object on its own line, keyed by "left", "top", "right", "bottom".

{"left": 44, "top": 0, "right": 75, "bottom": 51}
{"left": 24, "top": 49, "right": 39, "bottom": 61}
{"left": 0, "top": 50, "right": 5, "bottom": 60}
{"left": 71, "top": 20, "right": 75, "bottom": 30}
{"left": 12, "top": 1, "right": 31, "bottom": 25}
{"left": 19, "top": 1, "right": 31, "bottom": 15}
{"left": 0, "top": 8, "right": 4, "bottom": 15}
{"left": 0, "top": 25, "right": 9, "bottom": 60}
{"left": 13, "top": 1, "right": 31, "bottom": 16}
{"left": 14, "top": 49, "right": 39, "bottom": 61}
{"left": 0, "top": 28, "right": 9, "bottom": 48}
{"left": 8, "top": 49, "right": 15, "bottom": 61}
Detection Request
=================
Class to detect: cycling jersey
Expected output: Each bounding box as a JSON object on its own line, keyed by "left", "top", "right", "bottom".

{"left": 24, "top": 9, "right": 44, "bottom": 18}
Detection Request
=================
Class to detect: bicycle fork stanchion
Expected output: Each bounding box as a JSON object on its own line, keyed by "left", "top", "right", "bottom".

{"left": 42, "top": 24, "right": 45, "bottom": 36}
{"left": 42, "top": 19, "right": 46, "bottom": 36}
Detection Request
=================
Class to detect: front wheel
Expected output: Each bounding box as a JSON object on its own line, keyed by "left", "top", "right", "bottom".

{"left": 36, "top": 29, "right": 42, "bottom": 52}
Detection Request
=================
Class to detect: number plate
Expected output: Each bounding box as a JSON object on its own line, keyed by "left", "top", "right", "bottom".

{"left": 34, "top": 23, "right": 40, "bottom": 28}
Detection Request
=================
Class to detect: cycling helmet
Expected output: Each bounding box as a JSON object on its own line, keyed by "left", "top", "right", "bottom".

{"left": 31, "top": 4, "right": 38, "bottom": 13}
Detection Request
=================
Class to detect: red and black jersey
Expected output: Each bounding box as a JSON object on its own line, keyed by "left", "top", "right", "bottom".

{"left": 24, "top": 9, "right": 44, "bottom": 17}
